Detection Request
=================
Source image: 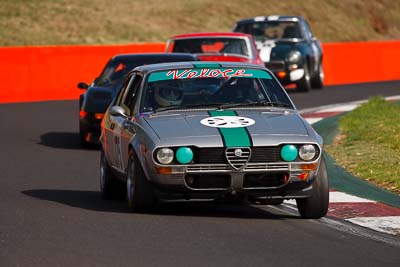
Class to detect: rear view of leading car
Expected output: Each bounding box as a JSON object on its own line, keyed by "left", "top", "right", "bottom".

{"left": 99, "top": 61, "right": 329, "bottom": 219}
{"left": 233, "top": 16, "right": 324, "bottom": 92}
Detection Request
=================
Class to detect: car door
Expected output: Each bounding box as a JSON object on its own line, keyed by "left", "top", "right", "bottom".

{"left": 106, "top": 73, "right": 135, "bottom": 169}
{"left": 111, "top": 72, "right": 143, "bottom": 174}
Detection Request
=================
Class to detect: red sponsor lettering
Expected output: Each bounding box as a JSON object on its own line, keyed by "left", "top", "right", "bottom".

{"left": 208, "top": 69, "right": 221, "bottom": 77}
{"left": 166, "top": 69, "right": 191, "bottom": 79}
{"left": 198, "top": 68, "right": 210, "bottom": 77}
{"left": 231, "top": 69, "right": 252, "bottom": 77}
{"left": 220, "top": 69, "right": 234, "bottom": 77}
{"left": 187, "top": 70, "right": 198, "bottom": 78}
{"left": 167, "top": 68, "right": 253, "bottom": 79}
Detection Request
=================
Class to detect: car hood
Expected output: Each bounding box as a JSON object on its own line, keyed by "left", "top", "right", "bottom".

{"left": 256, "top": 40, "right": 303, "bottom": 62}
{"left": 144, "top": 110, "right": 311, "bottom": 147}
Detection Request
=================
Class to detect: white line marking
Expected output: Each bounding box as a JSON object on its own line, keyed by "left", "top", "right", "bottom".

{"left": 346, "top": 216, "right": 400, "bottom": 236}
{"left": 329, "top": 191, "right": 376, "bottom": 203}
{"left": 305, "top": 118, "right": 323, "bottom": 124}
{"left": 299, "top": 94, "right": 400, "bottom": 115}
{"left": 317, "top": 104, "right": 359, "bottom": 113}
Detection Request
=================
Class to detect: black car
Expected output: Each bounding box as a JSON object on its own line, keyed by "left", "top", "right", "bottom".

{"left": 233, "top": 15, "right": 323, "bottom": 92}
{"left": 77, "top": 53, "right": 198, "bottom": 146}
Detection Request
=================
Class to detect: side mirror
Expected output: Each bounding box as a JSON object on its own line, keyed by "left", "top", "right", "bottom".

{"left": 109, "top": 106, "right": 128, "bottom": 118}
{"left": 77, "top": 82, "right": 89, "bottom": 90}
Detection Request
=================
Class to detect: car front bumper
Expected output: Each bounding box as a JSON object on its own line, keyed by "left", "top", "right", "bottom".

{"left": 264, "top": 61, "right": 305, "bottom": 85}
{"left": 145, "top": 160, "right": 319, "bottom": 200}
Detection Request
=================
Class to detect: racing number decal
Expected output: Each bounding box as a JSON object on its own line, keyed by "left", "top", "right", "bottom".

{"left": 200, "top": 116, "right": 255, "bottom": 128}
{"left": 206, "top": 111, "right": 253, "bottom": 147}
{"left": 114, "top": 135, "right": 124, "bottom": 171}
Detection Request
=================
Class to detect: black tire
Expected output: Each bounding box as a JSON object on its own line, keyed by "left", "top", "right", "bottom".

{"left": 79, "top": 129, "right": 87, "bottom": 147}
{"left": 296, "top": 156, "right": 329, "bottom": 219}
{"left": 100, "top": 149, "right": 121, "bottom": 199}
{"left": 310, "top": 62, "right": 324, "bottom": 89}
{"left": 127, "top": 152, "right": 156, "bottom": 212}
{"left": 296, "top": 63, "right": 312, "bottom": 92}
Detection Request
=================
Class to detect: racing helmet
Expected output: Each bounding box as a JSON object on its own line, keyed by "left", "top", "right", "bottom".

{"left": 154, "top": 80, "right": 183, "bottom": 107}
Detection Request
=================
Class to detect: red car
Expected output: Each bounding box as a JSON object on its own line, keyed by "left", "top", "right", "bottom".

{"left": 166, "top": 32, "right": 263, "bottom": 65}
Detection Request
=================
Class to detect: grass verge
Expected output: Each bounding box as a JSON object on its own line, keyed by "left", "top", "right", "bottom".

{"left": 326, "top": 97, "right": 400, "bottom": 194}
{"left": 1, "top": 0, "right": 400, "bottom": 46}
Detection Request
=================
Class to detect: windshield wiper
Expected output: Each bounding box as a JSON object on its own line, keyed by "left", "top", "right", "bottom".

{"left": 155, "top": 103, "right": 224, "bottom": 113}
{"left": 218, "top": 101, "right": 291, "bottom": 109}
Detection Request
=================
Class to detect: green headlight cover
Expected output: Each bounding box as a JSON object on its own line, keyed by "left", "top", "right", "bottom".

{"left": 176, "top": 147, "right": 193, "bottom": 164}
{"left": 281, "top": 145, "right": 298, "bottom": 161}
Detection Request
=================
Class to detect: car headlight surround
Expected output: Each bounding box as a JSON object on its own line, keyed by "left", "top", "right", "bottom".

{"left": 287, "top": 50, "right": 301, "bottom": 64}
{"left": 281, "top": 144, "right": 298, "bottom": 161}
{"left": 299, "top": 144, "right": 317, "bottom": 161}
{"left": 156, "top": 148, "right": 174, "bottom": 164}
{"left": 176, "top": 147, "right": 194, "bottom": 164}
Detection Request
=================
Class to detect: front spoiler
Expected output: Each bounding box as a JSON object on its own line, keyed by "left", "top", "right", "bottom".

{"left": 152, "top": 181, "right": 313, "bottom": 201}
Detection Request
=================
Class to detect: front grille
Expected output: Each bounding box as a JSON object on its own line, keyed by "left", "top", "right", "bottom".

{"left": 249, "top": 147, "right": 281, "bottom": 162}
{"left": 265, "top": 61, "right": 285, "bottom": 70}
{"left": 185, "top": 174, "right": 230, "bottom": 189}
{"left": 195, "top": 147, "right": 281, "bottom": 164}
{"left": 225, "top": 148, "right": 251, "bottom": 170}
{"left": 243, "top": 172, "right": 288, "bottom": 188}
{"left": 186, "top": 163, "right": 289, "bottom": 172}
{"left": 193, "top": 146, "right": 319, "bottom": 165}
{"left": 194, "top": 148, "right": 227, "bottom": 164}
{"left": 187, "top": 165, "right": 231, "bottom": 172}
{"left": 245, "top": 163, "right": 289, "bottom": 171}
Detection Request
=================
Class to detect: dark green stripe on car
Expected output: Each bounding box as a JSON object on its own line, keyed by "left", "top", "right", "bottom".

{"left": 208, "top": 110, "right": 252, "bottom": 147}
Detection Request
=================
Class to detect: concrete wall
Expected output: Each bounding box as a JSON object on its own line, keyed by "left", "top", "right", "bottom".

{"left": 0, "top": 41, "right": 399, "bottom": 103}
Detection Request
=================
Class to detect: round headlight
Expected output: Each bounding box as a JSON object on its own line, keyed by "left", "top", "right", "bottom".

{"left": 287, "top": 50, "right": 301, "bottom": 64}
{"left": 176, "top": 147, "right": 193, "bottom": 164}
{"left": 281, "top": 144, "right": 298, "bottom": 161}
{"left": 299, "top": 145, "right": 316, "bottom": 161}
{"left": 156, "top": 148, "right": 174, "bottom": 164}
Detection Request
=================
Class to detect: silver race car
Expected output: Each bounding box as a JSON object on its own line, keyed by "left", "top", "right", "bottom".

{"left": 100, "top": 61, "right": 329, "bottom": 218}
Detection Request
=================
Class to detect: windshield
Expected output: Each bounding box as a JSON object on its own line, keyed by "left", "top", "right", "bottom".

{"left": 141, "top": 67, "right": 293, "bottom": 112}
{"left": 236, "top": 21, "right": 303, "bottom": 42}
{"left": 170, "top": 38, "right": 249, "bottom": 57}
{"left": 95, "top": 60, "right": 139, "bottom": 88}
{"left": 94, "top": 57, "right": 195, "bottom": 89}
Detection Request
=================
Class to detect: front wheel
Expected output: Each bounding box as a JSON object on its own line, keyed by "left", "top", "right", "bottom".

{"left": 127, "top": 152, "right": 156, "bottom": 212}
{"left": 296, "top": 156, "right": 329, "bottom": 219}
{"left": 79, "top": 121, "right": 88, "bottom": 147}
{"left": 310, "top": 62, "right": 324, "bottom": 89}
{"left": 296, "top": 63, "right": 312, "bottom": 92}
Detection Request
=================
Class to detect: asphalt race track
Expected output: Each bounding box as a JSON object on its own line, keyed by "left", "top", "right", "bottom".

{"left": 1, "top": 81, "right": 400, "bottom": 266}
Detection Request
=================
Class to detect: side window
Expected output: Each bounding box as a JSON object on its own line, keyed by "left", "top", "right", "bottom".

{"left": 115, "top": 73, "right": 135, "bottom": 106}
{"left": 303, "top": 21, "right": 313, "bottom": 40}
{"left": 121, "top": 74, "right": 143, "bottom": 115}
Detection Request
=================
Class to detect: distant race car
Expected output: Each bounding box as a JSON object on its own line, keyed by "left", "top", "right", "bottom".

{"left": 233, "top": 15, "right": 324, "bottom": 92}
{"left": 99, "top": 61, "right": 329, "bottom": 219}
{"left": 77, "top": 53, "right": 197, "bottom": 146}
{"left": 166, "top": 32, "right": 263, "bottom": 65}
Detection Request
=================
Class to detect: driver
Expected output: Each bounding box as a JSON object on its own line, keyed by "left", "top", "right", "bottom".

{"left": 154, "top": 80, "right": 184, "bottom": 108}
{"left": 264, "top": 27, "right": 279, "bottom": 39}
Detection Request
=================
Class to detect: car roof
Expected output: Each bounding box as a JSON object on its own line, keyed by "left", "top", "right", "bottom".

{"left": 133, "top": 61, "right": 267, "bottom": 74}
{"left": 169, "top": 32, "right": 251, "bottom": 39}
{"left": 110, "top": 53, "right": 197, "bottom": 61}
{"left": 235, "top": 15, "right": 304, "bottom": 25}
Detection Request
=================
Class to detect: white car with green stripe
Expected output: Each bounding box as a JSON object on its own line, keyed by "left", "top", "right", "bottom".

{"left": 100, "top": 61, "right": 329, "bottom": 218}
